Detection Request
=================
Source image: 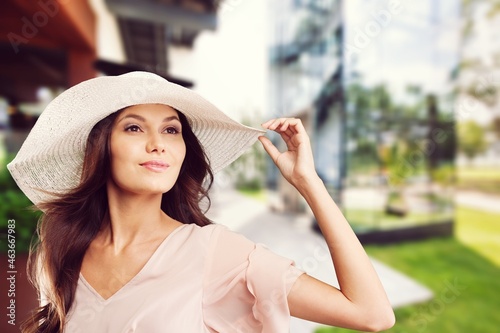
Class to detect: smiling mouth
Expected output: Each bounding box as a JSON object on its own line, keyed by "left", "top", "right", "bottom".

{"left": 140, "top": 161, "right": 170, "bottom": 172}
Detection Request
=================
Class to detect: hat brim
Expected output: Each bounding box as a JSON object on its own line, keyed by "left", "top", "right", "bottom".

{"left": 7, "top": 71, "right": 265, "bottom": 207}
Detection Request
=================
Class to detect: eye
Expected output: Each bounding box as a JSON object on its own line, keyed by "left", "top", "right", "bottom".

{"left": 164, "top": 126, "right": 180, "bottom": 134}
{"left": 125, "top": 124, "right": 141, "bottom": 132}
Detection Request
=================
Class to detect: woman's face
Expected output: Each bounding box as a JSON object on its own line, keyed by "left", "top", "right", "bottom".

{"left": 108, "top": 104, "right": 186, "bottom": 195}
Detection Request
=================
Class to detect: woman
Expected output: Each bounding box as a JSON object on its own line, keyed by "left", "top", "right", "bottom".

{"left": 8, "top": 72, "right": 394, "bottom": 332}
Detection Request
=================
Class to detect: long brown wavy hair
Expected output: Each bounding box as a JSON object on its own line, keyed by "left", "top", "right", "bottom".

{"left": 21, "top": 108, "right": 214, "bottom": 333}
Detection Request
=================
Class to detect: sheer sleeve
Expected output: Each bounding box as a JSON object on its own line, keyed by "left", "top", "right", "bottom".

{"left": 202, "top": 225, "right": 305, "bottom": 333}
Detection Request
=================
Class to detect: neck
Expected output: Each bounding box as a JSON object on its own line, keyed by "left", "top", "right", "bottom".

{"left": 101, "top": 183, "right": 174, "bottom": 251}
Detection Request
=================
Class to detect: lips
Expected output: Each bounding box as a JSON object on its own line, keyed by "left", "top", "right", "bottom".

{"left": 140, "top": 160, "right": 170, "bottom": 172}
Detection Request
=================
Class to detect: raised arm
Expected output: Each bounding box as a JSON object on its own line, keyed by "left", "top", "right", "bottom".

{"left": 258, "top": 118, "right": 395, "bottom": 332}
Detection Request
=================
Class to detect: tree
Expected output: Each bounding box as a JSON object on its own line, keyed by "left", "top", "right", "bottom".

{"left": 459, "top": 0, "right": 500, "bottom": 107}
{"left": 492, "top": 116, "right": 500, "bottom": 140}
{"left": 457, "top": 120, "right": 488, "bottom": 160}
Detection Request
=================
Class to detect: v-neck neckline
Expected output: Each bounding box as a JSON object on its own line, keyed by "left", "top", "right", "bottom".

{"left": 79, "top": 223, "right": 189, "bottom": 303}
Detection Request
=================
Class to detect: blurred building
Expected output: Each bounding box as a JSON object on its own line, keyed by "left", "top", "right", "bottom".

{"left": 1, "top": 0, "right": 97, "bottom": 153}
{"left": 96, "top": 0, "right": 217, "bottom": 84}
{"left": 1, "top": 1, "right": 98, "bottom": 330}
{"left": 268, "top": 0, "right": 343, "bottom": 211}
{"left": 0, "top": 1, "right": 219, "bottom": 331}
{"left": 268, "top": 0, "right": 461, "bottom": 243}
{"left": 1, "top": 0, "right": 220, "bottom": 153}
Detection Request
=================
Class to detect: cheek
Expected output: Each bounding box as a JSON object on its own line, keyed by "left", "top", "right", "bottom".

{"left": 168, "top": 138, "right": 186, "bottom": 165}
{"left": 109, "top": 136, "right": 138, "bottom": 174}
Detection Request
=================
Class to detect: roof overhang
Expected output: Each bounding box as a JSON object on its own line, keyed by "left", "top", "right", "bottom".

{"left": 105, "top": 0, "right": 217, "bottom": 31}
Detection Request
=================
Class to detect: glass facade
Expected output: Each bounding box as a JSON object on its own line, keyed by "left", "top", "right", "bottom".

{"left": 342, "top": 0, "right": 459, "bottom": 234}
{"left": 269, "top": 0, "right": 460, "bottom": 239}
{"left": 268, "top": 0, "right": 342, "bottom": 205}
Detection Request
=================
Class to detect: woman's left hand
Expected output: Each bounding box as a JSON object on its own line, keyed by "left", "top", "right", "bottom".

{"left": 259, "top": 118, "right": 318, "bottom": 188}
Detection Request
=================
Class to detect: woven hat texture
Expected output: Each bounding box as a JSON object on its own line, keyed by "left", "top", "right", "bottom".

{"left": 7, "top": 71, "right": 265, "bottom": 207}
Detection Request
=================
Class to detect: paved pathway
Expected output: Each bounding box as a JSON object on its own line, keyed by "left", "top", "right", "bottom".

{"left": 455, "top": 191, "right": 500, "bottom": 213}
{"left": 206, "top": 187, "right": 433, "bottom": 333}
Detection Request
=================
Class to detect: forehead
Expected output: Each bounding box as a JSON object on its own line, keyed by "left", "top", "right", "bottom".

{"left": 121, "top": 104, "right": 179, "bottom": 117}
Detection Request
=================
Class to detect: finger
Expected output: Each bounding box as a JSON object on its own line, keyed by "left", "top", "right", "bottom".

{"left": 263, "top": 118, "right": 309, "bottom": 146}
{"left": 277, "top": 127, "right": 296, "bottom": 144}
{"left": 261, "top": 119, "right": 293, "bottom": 145}
{"left": 267, "top": 118, "right": 285, "bottom": 131}
{"left": 275, "top": 129, "right": 300, "bottom": 152}
{"left": 280, "top": 119, "right": 304, "bottom": 140}
{"left": 258, "top": 136, "right": 281, "bottom": 163}
{"left": 269, "top": 118, "right": 301, "bottom": 134}
{"left": 279, "top": 130, "right": 292, "bottom": 142}
{"left": 281, "top": 125, "right": 296, "bottom": 138}
{"left": 267, "top": 118, "right": 292, "bottom": 132}
{"left": 286, "top": 120, "right": 309, "bottom": 143}
{"left": 261, "top": 118, "right": 276, "bottom": 128}
{"left": 280, "top": 119, "right": 291, "bottom": 132}
{"left": 284, "top": 118, "right": 304, "bottom": 134}
{"left": 274, "top": 119, "right": 306, "bottom": 148}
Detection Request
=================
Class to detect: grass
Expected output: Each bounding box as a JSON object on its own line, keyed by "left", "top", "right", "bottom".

{"left": 314, "top": 206, "right": 500, "bottom": 333}
{"left": 455, "top": 206, "right": 500, "bottom": 266}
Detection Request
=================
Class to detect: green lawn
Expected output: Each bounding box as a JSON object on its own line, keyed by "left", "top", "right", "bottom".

{"left": 456, "top": 206, "right": 500, "bottom": 266}
{"left": 314, "top": 206, "right": 500, "bottom": 333}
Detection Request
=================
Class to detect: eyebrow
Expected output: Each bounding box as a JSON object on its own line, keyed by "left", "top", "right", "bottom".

{"left": 117, "top": 113, "right": 181, "bottom": 124}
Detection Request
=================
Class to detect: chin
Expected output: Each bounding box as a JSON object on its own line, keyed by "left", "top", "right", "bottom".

{"left": 108, "top": 178, "right": 175, "bottom": 196}
{"left": 142, "top": 186, "right": 174, "bottom": 194}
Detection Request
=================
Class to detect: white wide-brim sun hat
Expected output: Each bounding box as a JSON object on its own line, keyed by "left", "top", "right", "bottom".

{"left": 7, "top": 71, "right": 265, "bottom": 207}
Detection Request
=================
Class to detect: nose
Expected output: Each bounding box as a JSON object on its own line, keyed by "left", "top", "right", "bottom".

{"left": 146, "top": 133, "right": 165, "bottom": 153}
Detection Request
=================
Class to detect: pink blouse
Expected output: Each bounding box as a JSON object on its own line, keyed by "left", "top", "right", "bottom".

{"left": 63, "top": 223, "right": 305, "bottom": 332}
